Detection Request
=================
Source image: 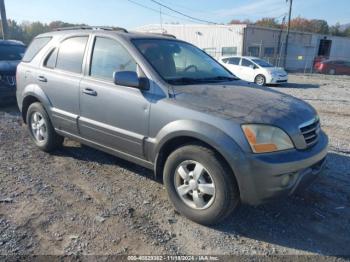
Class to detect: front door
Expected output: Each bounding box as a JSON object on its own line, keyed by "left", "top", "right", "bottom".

{"left": 240, "top": 58, "right": 257, "bottom": 82}
{"left": 78, "top": 36, "right": 150, "bottom": 158}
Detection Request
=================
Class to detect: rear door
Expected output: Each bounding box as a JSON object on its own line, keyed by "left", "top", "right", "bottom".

{"left": 39, "top": 35, "right": 89, "bottom": 134}
{"left": 78, "top": 35, "right": 150, "bottom": 158}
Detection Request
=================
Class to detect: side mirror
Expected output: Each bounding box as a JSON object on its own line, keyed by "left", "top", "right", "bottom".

{"left": 113, "top": 70, "right": 150, "bottom": 90}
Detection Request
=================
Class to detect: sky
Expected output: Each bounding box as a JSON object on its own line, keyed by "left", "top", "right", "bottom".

{"left": 5, "top": 0, "right": 349, "bottom": 29}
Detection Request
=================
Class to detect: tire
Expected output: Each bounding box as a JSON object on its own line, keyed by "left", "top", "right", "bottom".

{"left": 328, "top": 68, "right": 336, "bottom": 75}
{"left": 26, "top": 102, "right": 64, "bottom": 152}
{"left": 163, "top": 144, "right": 239, "bottom": 225}
{"left": 254, "top": 74, "right": 266, "bottom": 86}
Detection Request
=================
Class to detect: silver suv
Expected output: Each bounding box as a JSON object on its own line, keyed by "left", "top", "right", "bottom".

{"left": 16, "top": 27, "right": 328, "bottom": 225}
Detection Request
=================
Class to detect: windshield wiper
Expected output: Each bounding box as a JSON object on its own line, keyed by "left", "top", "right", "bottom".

{"left": 167, "top": 77, "right": 204, "bottom": 85}
{"left": 167, "top": 76, "right": 238, "bottom": 85}
{"left": 201, "top": 76, "right": 238, "bottom": 82}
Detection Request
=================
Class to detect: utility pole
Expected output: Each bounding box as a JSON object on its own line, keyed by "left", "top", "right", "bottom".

{"left": 0, "top": 0, "right": 8, "bottom": 40}
{"left": 283, "top": 0, "right": 293, "bottom": 68}
{"left": 159, "top": 6, "right": 163, "bottom": 33}
{"left": 277, "top": 16, "right": 286, "bottom": 66}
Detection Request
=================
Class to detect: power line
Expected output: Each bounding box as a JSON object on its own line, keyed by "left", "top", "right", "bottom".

{"left": 156, "top": 0, "right": 209, "bottom": 15}
{"left": 149, "top": 0, "right": 217, "bottom": 24}
{"left": 126, "top": 0, "right": 198, "bottom": 24}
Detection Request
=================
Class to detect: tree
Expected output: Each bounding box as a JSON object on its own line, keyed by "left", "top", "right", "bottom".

{"left": 228, "top": 19, "right": 252, "bottom": 25}
{"left": 3, "top": 20, "right": 90, "bottom": 44}
{"left": 289, "top": 16, "right": 312, "bottom": 32}
{"left": 255, "top": 18, "right": 280, "bottom": 29}
{"left": 309, "top": 19, "right": 329, "bottom": 34}
{"left": 329, "top": 23, "right": 344, "bottom": 36}
{"left": 343, "top": 27, "right": 350, "bottom": 37}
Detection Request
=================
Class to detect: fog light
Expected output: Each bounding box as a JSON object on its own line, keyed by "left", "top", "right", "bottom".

{"left": 281, "top": 175, "right": 291, "bottom": 187}
{"left": 281, "top": 172, "right": 298, "bottom": 187}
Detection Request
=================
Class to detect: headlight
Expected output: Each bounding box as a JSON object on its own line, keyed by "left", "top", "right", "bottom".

{"left": 242, "top": 124, "right": 294, "bottom": 153}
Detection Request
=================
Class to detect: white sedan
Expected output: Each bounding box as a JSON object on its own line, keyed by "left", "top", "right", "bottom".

{"left": 219, "top": 56, "right": 288, "bottom": 86}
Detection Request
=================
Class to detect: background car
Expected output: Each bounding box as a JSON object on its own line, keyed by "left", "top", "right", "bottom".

{"left": 314, "top": 59, "right": 350, "bottom": 75}
{"left": 0, "top": 40, "right": 26, "bottom": 103}
{"left": 219, "top": 56, "right": 288, "bottom": 86}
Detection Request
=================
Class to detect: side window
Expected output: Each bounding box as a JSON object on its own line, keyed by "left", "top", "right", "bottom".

{"left": 22, "top": 37, "right": 52, "bottom": 62}
{"left": 56, "top": 36, "right": 88, "bottom": 74}
{"left": 228, "top": 58, "right": 240, "bottom": 65}
{"left": 222, "top": 58, "right": 229, "bottom": 63}
{"left": 44, "top": 48, "right": 58, "bottom": 69}
{"left": 241, "top": 58, "right": 254, "bottom": 67}
{"left": 90, "top": 37, "right": 137, "bottom": 80}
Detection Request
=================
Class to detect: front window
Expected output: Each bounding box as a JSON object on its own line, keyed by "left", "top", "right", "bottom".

{"left": 133, "top": 39, "right": 235, "bottom": 85}
{"left": 251, "top": 58, "right": 274, "bottom": 68}
{"left": 241, "top": 58, "right": 255, "bottom": 67}
{"left": 0, "top": 45, "right": 26, "bottom": 61}
{"left": 90, "top": 37, "right": 137, "bottom": 81}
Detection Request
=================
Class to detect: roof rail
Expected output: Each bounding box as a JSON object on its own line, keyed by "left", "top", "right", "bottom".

{"left": 151, "top": 33, "right": 176, "bottom": 39}
{"left": 55, "top": 26, "right": 128, "bottom": 33}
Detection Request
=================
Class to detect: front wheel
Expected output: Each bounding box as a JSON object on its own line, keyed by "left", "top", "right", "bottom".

{"left": 163, "top": 144, "right": 240, "bottom": 225}
{"left": 26, "top": 102, "right": 64, "bottom": 152}
{"left": 254, "top": 74, "right": 266, "bottom": 86}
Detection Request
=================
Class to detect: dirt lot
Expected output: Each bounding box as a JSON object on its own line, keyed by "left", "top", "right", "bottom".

{"left": 0, "top": 74, "right": 350, "bottom": 257}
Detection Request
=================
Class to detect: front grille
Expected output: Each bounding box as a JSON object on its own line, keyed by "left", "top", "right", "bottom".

{"left": 0, "top": 75, "right": 16, "bottom": 87}
{"left": 300, "top": 118, "right": 320, "bottom": 148}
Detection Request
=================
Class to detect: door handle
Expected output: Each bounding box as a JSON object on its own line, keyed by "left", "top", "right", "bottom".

{"left": 82, "top": 88, "right": 97, "bottom": 96}
{"left": 37, "top": 76, "right": 47, "bottom": 82}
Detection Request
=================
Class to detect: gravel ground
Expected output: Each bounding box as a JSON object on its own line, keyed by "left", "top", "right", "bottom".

{"left": 0, "top": 73, "right": 349, "bottom": 257}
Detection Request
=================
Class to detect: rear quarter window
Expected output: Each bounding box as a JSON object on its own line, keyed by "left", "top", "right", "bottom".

{"left": 22, "top": 37, "right": 52, "bottom": 63}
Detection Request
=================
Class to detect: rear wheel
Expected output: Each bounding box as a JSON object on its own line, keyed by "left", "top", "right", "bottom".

{"left": 254, "top": 74, "right": 266, "bottom": 86}
{"left": 26, "top": 102, "right": 64, "bottom": 152}
{"left": 163, "top": 144, "right": 240, "bottom": 225}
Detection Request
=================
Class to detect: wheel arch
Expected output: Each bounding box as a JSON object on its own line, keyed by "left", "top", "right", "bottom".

{"left": 20, "top": 85, "right": 52, "bottom": 124}
{"left": 150, "top": 120, "right": 246, "bottom": 191}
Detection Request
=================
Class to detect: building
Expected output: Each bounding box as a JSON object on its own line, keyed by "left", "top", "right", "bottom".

{"left": 136, "top": 24, "right": 350, "bottom": 71}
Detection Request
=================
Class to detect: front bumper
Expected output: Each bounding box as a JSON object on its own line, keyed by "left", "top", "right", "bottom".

{"left": 268, "top": 75, "right": 288, "bottom": 84}
{"left": 238, "top": 131, "right": 328, "bottom": 205}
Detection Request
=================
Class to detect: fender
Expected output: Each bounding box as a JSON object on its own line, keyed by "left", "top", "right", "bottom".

{"left": 147, "top": 119, "right": 248, "bottom": 190}
{"left": 20, "top": 84, "right": 53, "bottom": 122}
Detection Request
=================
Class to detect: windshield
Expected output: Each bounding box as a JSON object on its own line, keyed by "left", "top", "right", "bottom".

{"left": 0, "top": 45, "right": 26, "bottom": 61}
{"left": 133, "top": 39, "right": 236, "bottom": 85}
{"left": 252, "top": 59, "right": 273, "bottom": 68}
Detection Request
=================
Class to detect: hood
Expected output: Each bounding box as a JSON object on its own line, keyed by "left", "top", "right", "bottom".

{"left": 172, "top": 81, "right": 316, "bottom": 129}
{"left": 0, "top": 60, "right": 20, "bottom": 75}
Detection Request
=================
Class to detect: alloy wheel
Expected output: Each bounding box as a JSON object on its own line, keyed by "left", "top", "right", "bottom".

{"left": 174, "top": 160, "right": 216, "bottom": 210}
{"left": 30, "top": 112, "right": 48, "bottom": 143}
